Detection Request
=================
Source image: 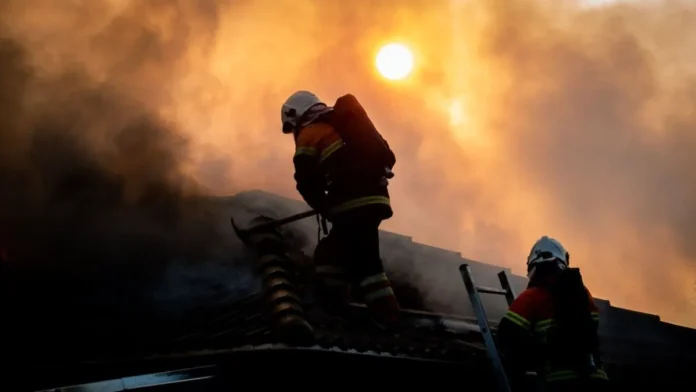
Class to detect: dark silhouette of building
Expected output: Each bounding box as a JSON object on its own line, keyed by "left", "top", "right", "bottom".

{"left": 15, "top": 190, "right": 696, "bottom": 391}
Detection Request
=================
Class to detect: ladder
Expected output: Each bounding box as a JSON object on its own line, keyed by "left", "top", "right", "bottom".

{"left": 459, "top": 264, "right": 518, "bottom": 392}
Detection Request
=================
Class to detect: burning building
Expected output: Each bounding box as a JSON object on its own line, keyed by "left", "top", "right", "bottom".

{"left": 15, "top": 190, "right": 696, "bottom": 391}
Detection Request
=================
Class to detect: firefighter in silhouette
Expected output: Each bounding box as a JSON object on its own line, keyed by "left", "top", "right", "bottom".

{"left": 497, "top": 236, "right": 610, "bottom": 392}
{"left": 280, "top": 90, "right": 400, "bottom": 329}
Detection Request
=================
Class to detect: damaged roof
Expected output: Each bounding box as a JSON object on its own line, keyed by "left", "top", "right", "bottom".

{"left": 32, "top": 290, "right": 493, "bottom": 390}
{"left": 9, "top": 190, "right": 696, "bottom": 390}
{"left": 23, "top": 190, "right": 520, "bottom": 390}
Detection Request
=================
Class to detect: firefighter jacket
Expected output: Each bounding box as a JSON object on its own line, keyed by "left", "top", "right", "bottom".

{"left": 292, "top": 116, "right": 393, "bottom": 220}
{"left": 497, "top": 281, "right": 609, "bottom": 387}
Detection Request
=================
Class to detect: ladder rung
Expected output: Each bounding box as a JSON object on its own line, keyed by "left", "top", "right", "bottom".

{"left": 476, "top": 285, "right": 508, "bottom": 296}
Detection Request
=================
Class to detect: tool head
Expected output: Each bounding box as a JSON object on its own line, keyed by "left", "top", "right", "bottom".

{"left": 230, "top": 209, "right": 317, "bottom": 251}
{"left": 231, "top": 215, "right": 278, "bottom": 244}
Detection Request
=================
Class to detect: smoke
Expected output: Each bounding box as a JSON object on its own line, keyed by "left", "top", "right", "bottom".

{"left": 471, "top": 0, "right": 696, "bottom": 326}
{"left": 0, "top": 0, "right": 258, "bottom": 354}
{"left": 0, "top": 0, "right": 694, "bottom": 332}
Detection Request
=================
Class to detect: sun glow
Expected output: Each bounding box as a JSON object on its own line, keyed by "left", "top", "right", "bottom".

{"left": 375, "top": 43, "right": 414, "bottom": 81}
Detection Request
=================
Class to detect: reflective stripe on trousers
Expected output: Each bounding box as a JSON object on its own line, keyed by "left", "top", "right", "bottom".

{"left": 316, "top": 265, "right": 349, "bottom": 287}
{"left": 546, "top": 368, "right": 609, "bottom": 383}
{"left": 360, "top": 272, "right": 395, "bottom": 303}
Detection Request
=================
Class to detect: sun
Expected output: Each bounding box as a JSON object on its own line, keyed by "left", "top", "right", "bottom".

{"left": 375, "top": 43, "right": 414, "bottom": 81}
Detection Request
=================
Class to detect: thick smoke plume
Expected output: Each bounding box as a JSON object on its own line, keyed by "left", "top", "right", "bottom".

{"left": 0, "top": 0, "right": 695, "bottom": 334}
{"left": 0, "top": 0, "right": 256, "bottom": 354}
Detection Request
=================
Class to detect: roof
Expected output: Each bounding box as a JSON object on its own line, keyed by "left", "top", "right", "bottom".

{"left": 8, "top": 189, "right": 696, "bottom": 390}
{"left": 31, "top": 289, "right": 492, "bottom": 390}
{"left": 23, "top": 190, "right": 501, "bottom": 389}
{"left": 220, "top": 191, "right": 696, "bottom": 381}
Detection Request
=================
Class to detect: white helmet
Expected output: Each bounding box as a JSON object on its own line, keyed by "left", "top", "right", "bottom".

{"left": 281, "top": 91, "right": 330, "bottom": 134}
{"left": 526, "top": 236, "right": 570, "bottom": 279}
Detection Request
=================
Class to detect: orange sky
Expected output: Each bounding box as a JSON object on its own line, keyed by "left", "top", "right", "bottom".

{"left": 1, "top": 0, "right": 695, "bottom": 327}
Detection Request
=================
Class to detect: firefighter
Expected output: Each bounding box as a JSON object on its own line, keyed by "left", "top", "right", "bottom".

{"left": 497, "top": 236, "right": 610, "bottom": 392}
{"left": 280, "top": 90, "right": 400, "bottom": 329}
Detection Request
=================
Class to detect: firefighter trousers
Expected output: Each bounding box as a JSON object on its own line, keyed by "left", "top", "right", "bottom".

{"left": 314, "top": 213, "right": 400, "bottom": 327}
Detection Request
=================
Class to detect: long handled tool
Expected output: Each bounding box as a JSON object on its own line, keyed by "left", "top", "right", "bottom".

{"left": 230, "top": 209, "right": 318, "bottom": 240}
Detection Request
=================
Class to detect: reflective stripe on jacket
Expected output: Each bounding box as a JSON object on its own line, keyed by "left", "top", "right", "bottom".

{"left": 498, "top": 286, "right": 609, "bottom": 384}
{"left": 293, "top": 120, "right": 391, "bottom": 217}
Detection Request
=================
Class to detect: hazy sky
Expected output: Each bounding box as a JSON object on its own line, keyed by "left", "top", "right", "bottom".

{"left": 0, "top": 0, "right": 695, "bottom": 327}
{"left": 581, "top": 0, "right": 644, "bottom": 6}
